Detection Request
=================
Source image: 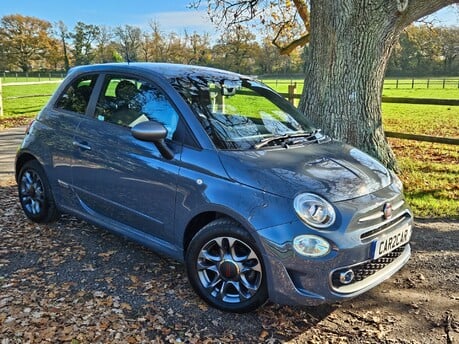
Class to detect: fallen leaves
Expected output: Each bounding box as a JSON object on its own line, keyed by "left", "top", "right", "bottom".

{"left": 1, "top": 175, "right": 458, "bottom": 343}
{"left": 0, "top": 116, "right": 33, "bottom": 131}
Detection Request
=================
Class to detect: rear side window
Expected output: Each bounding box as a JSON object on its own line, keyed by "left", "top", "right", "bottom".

{"left": 55, "top": 75, "right": 98, "bottom": 114}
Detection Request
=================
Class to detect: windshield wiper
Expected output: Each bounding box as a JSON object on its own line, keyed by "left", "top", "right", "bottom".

{"left": 253, "top": 130, "right": 327, "bottom": 149}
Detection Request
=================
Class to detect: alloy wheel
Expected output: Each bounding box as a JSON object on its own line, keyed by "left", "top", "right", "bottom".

{"left": 196, "top": 236, "right": 263, "bottom": 304}
{"left": 19, "top": 169, "right": 45, "bottom": 216}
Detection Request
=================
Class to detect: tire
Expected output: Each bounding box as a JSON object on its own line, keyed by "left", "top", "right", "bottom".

{"left": 185, "top": 218, "right": 268, "bottom": 313}
{"left": 18, "top": 160, "right": 60, "bottom": 223}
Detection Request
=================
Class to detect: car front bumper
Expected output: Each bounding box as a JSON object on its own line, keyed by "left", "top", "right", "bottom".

{"left": 256, "top": 188, "right": 413, "bottom": 306}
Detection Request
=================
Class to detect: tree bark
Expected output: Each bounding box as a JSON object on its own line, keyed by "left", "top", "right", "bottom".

{"left": 298, "top": 0, "right": 458, "bottom": 171}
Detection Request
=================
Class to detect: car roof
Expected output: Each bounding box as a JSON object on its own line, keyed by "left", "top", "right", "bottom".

{"left": 67, "top": 62, "right": 247, "bottom": 81}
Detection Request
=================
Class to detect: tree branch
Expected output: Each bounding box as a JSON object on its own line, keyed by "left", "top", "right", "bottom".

{"left": 292, "top": 0, "right": 310, "bottom": 31}
{"left": 273, "top": 33, "right": 310, "bottom": 55}
{"left": 398, "top": 0, "right": 459, "bottom": 28}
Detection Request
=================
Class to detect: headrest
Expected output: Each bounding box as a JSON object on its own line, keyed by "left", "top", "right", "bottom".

{"left": 115, "top": 80, "right": 138, "bottom": 100}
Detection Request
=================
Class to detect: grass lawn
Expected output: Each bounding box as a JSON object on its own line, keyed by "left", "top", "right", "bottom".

{"left": 262, "top": 78, "right": 459, "bottom": 99}
{"left": 0, "top": 79, "right": 457, "bottom": 219}
{"left": 1, "top": 83, "right": 60, "bottom": 119}
{"left": 382, "top": 88, "right": 459, "bottom": 99}
{"left": 382, "top": 102, "right": 458, "bottom": 219}
{"left": 382, "top": 103, "right": 459, "bottom": 137}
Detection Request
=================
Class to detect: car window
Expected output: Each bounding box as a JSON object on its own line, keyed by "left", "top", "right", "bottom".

{"left": 55, "top": 75, "right": 98, "bottom": 114}
{"left": 173, "top": 78, "right": 314, "bottom": 150}
{"left": 95, "top": 75, "right": 179, "bottom": 140}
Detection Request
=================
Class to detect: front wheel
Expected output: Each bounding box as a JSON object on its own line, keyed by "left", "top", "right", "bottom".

{"left": 18, "top": 160, "right": 60, "bottom": 223}
{"left": 186, "top": 219, "right": 268, "bottom": 313}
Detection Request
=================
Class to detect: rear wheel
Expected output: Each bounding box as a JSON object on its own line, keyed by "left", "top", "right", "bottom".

{"left": 186, "top": 219, "right": 268, "bottom": 313}
{"left": 18, "top": 160, "right": 60, "bottom": 223}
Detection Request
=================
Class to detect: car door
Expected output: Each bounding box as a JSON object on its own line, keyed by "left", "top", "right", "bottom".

{"left": 46, "top": 73, "right": 99, "bottom": 207}
{"left": 71, "top": 74, "right": 182, "bottom": 243}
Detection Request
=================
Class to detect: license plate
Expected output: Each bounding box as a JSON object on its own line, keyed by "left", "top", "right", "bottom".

{"left": 372, "top": 224, "right": 411, "bottom": 259}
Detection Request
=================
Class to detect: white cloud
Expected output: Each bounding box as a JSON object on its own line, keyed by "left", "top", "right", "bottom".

{"left": 145, "top": 10, "right": 216, "bottom": 34}
{"left": 423, "top": 5, "right": 459, "bottom": 26}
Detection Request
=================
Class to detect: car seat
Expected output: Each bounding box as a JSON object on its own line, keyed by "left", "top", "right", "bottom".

{"left": 110, "top": 80, "right": 140, "bottom": 126}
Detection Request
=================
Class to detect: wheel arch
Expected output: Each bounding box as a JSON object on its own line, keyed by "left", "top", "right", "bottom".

{"left": 15, "top": 153, "right": 39, "bottom": 182}
{"left": 182, "top": 210, "right": 256, "bottom": 257}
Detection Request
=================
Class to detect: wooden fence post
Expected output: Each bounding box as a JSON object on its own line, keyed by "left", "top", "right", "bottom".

{"left": 0, "top": 78, "right": 3, "bottom": 117}
{"left": 288, "top": 83, "right": 297, "bottom": 105}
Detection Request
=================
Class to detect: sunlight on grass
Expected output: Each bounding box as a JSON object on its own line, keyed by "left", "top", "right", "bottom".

{"left": 2, "top": 83, "right": 59, "bottom": 118}
{"left": 382, "top": 88, "right": 459, "bottom": 99}
{"left": 389, "top": 140, "right": 458, "bottom": 219}
{"left": 382, "top": 103, "right": 459, "bottom": 137}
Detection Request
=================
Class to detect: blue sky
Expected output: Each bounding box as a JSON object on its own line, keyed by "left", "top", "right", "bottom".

{"left": 0, "top": 0, "right": 457, "bottom": 35}
{"left": 0, "top": 0, "right": 214, "bottom": 33}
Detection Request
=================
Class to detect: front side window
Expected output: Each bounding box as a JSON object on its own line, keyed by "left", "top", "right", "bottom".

{"left": 95, "top": 76, "right": 179, "bottom": 140}
{"left": 172, "top": 77, "right": 315, "bottom": 150}
{"left": 55, "top": 74, "right": 98, "bottom": 114}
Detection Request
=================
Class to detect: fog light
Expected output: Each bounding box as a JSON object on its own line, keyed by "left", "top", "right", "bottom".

{"left": 339, "top": 269, "right": 355, "bottom": 285}
{"left": 293, "top": 235, "right": 331, "bottom": 257}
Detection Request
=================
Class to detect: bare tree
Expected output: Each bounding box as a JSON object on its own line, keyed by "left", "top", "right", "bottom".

{"left": 55, "top": 21, "right": 70, "bottom": 70}
{"left": 114, "top": 25, "right": 142, "bottom": 62}
{"left": 95, "top": 25, "right": 114, "bottom": 63}
{"left": 185, "top": 31, "right": 212, "bottom": 65}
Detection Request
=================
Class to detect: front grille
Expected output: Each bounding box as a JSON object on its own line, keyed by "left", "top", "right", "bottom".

{"left": 360, "top": 212, "right": 411, "bottom": 242}
{"left": 331, "top": 245, "right": 406, "bottom": 288}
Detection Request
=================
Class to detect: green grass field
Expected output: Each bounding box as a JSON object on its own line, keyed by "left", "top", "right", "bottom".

{"left": 1, "top": 78, "right": 457, "bottom": 219}
{"left": 2, "top": 83, "right": 60, "bottom": 118}
{"left": 262, "top": 78, "right": 459, "bottom": 99}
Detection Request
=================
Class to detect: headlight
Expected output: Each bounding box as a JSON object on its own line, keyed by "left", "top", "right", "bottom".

{"left": 391, "top": 171, "right": 403, "bottom": 192}
{"left": 294, "top": 193, "right": 336, "bottom": 228}
{"left": 293, "top": 235, "right": 331, "bottom": 257}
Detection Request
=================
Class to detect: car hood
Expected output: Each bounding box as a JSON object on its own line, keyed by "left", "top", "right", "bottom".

{"left": 218, "top": 142, "right": 391, "bottom": 202}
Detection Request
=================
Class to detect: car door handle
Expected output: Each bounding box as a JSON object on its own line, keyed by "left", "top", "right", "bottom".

{"left": 73, "top": 141, "right": 92, "bottom": 151}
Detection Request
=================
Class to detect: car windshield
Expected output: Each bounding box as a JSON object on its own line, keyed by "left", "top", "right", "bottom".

{"left": 171, "top": 76, "right": 315, "bottom": 150}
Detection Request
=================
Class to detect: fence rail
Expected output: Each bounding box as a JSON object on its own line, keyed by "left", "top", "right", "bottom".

{"left": 278, "top": 88, "right": 458, "bottom": 145}
{"left": 261, "top": 78, "right": 459, "bottom": 89}
{"left": 1, "top": 80, "right": 457, "bottom": 145}
{"left": 1, "top": 72, "right": 65, "bottom": 82}
{"left": 384, "top": 78, "right": 459, "bottom": 89}
{"left": 385, "top": 131, "right": 459, "bottom": 145}
{"left": 278, "top": 91, "right": 459, "bottom": 107}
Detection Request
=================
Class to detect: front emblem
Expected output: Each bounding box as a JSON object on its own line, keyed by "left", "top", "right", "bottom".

{"left": 383, "top": 203, "right": 393, "bottom": 219}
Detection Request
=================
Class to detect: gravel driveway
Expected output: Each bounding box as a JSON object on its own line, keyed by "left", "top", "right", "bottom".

{"left": 0, "top": 128, "right": 457, "bottom": 343}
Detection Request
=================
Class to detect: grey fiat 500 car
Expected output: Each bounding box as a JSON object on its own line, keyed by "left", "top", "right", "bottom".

{"left": 16, "top": 63, "right": 412, "bottom": 312}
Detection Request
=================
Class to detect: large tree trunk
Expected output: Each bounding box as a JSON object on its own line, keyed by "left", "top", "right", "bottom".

{"left": 298, "top": 0, "right": 457, "bottom": 171}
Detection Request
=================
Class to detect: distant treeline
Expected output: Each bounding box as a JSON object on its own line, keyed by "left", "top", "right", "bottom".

{"left": 0, "top": 14, "right": 457, "bottom": 76}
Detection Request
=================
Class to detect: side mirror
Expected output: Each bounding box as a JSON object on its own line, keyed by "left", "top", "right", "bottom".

{"left": 131, "top": 121, "right": 174, "bottom": 160}
{"left": 131, "top": 120, "right": 167, "bottom": 141}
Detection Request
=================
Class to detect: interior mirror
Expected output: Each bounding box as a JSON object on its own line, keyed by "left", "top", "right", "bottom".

{"left": 222, "top": 87, "right": 236, "bottom": 96}
{"left": 221, "top": 80, "right": 241, "bottom": 96}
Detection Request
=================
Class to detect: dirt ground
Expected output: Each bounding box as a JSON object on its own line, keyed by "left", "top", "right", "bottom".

{"left": 0, "top": 175, "right": 458, "bottom": 343}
